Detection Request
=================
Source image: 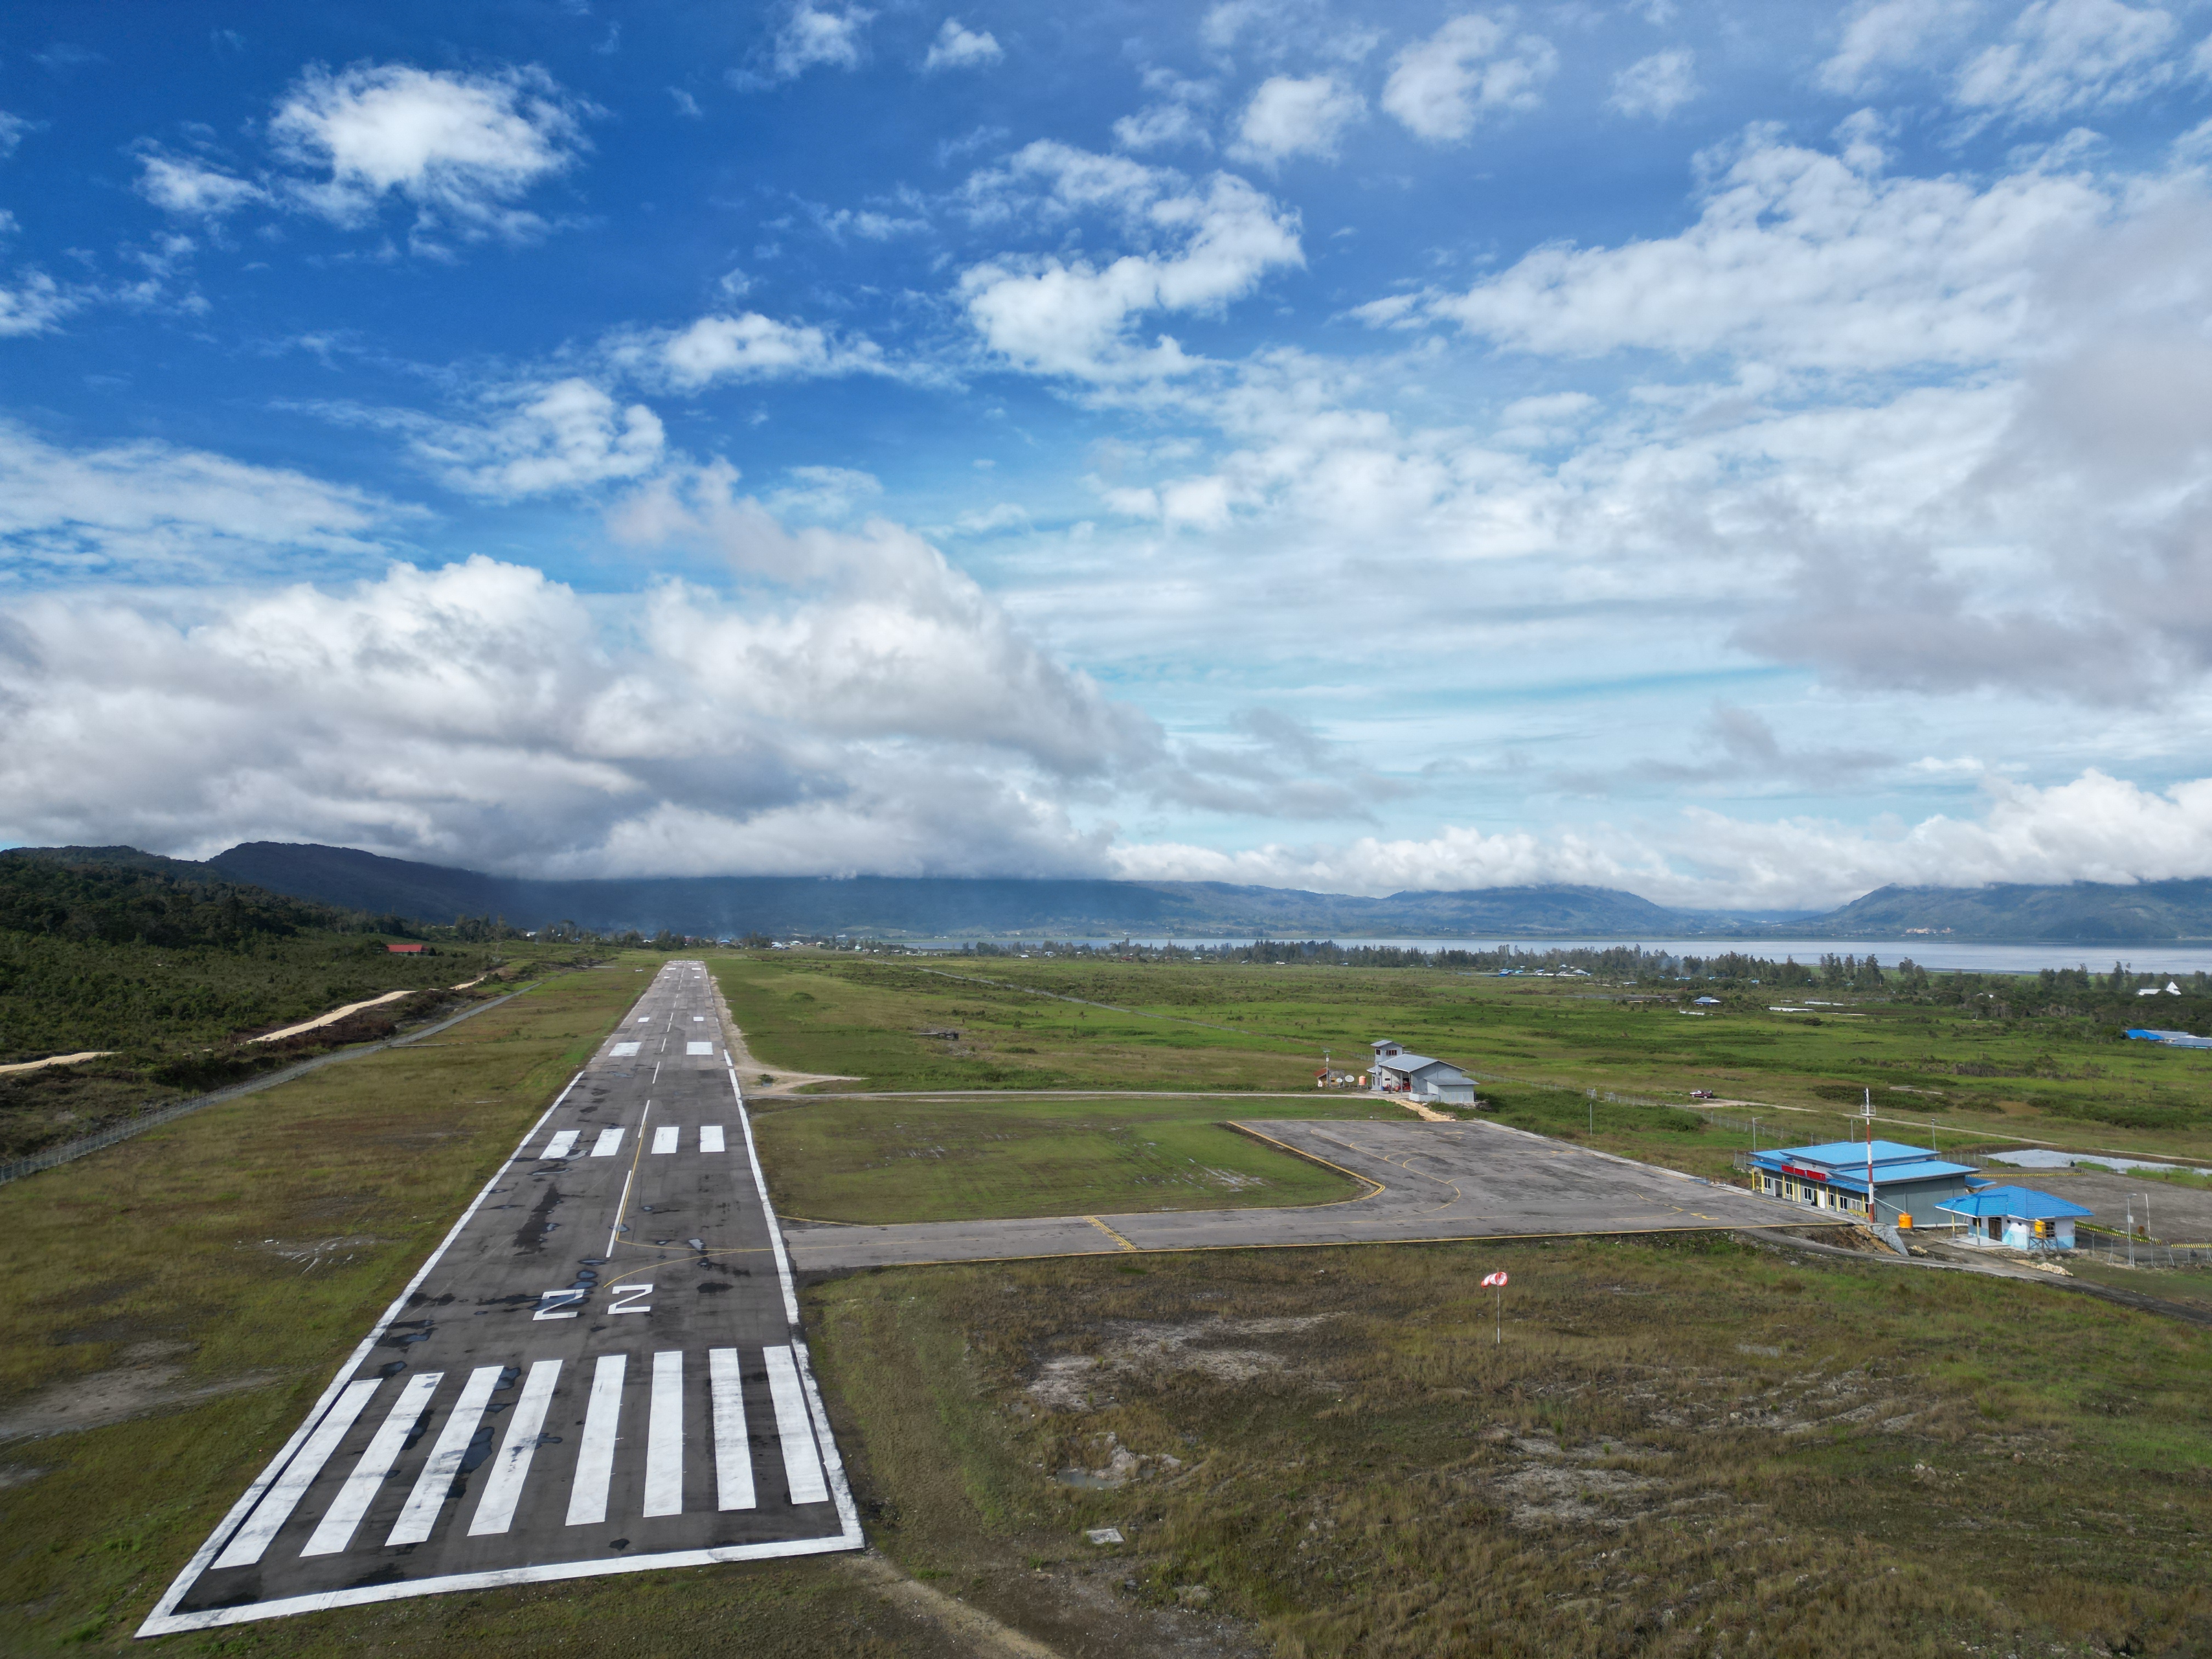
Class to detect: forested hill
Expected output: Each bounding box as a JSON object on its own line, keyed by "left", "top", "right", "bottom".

{"left": 0, "top": 846, "right": 377, "bottom": 947}
{"left": 1814, "top": 881, "right": 2212, "bottom": 943}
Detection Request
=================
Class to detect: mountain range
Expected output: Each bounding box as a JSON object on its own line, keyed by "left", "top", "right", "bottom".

{"left": 10, "top": 842, "right": 2212, "bottom": 944}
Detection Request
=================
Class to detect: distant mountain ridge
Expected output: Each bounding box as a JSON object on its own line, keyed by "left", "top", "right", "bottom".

{"left": 1810, "top": 881, "right": 2212, "bottom": 943}
{"left": 200, "top": 842, "right": 1686, "bottom": 939}
{"left": 10, "top": 842, "right": 2212, "bottom": 943}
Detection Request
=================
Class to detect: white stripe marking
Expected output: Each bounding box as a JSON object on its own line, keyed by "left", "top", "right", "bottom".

{"left": 467, "top": 1360, "right": 560, "bottom": 1536}
{"left": 644, "top": 1352, "right": 684, "bottom": 1517}
{"left": 590, "top": 1126, "right": 624, "bottom": 1157}
{"left": 210, "top": 1379, "right": 381, "bottom": 1568}
{"left": 542, "top": 1130, "right": 578, "bottom": 1159}
{"left": 566, "top": 1355, "right": 627, "bottom": 1526}
{"left": 764, "top": 1347, "right": 828, "bottom": 1504}
{"left": 302, "top": 1373, "right": 443, "bottom": 1556}
{"left": 611, "top": 1041, "right": 641, "bottom": 1057}
{"left": 692, "top": 1015, "right": 706, "bottom": 1022}
{"left": 699, "top": 1125, "right": 725, "bottom": 1154}
{"left": 144, "top": 1069, "right": 586, "bottom": 1626}
{"left": 651, "top": 1125, "right": 679, "bottom": 1155}
{"left": 707, "top": 1348, "right": 754, "bottom": 1511}
{"left": 636, "top": 1017, "right": 652, "bottom": 1024}
{"left": 387, "top": 1366, "right": 502, "bottom": 1545}
{"left": 686, "top": 1041, "right": 713, "bottom": 1056}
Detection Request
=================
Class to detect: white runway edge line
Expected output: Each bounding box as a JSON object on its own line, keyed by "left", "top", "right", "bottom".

{"left": 135, "top": 995, "right": 864, "bottom": 1640}
{"left": 144, "top": 1065, "right": 587, "bottom": 1621}
{"left": 728, "top": 1058, "right": 863, "bottom": 1528}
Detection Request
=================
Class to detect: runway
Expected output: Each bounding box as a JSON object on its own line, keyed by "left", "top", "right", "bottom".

{"left": 138, "top": 961, "right": 861, "bottom": 1639}
{"left": 783, "top": 1114, "right": 1813, "bottom": 1269}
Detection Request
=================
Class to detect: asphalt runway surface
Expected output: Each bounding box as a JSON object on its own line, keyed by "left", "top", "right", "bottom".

{"left": 784, "top": 1115, "right": 1812, "bottom": 1270}
{"left": 140, "top": 962, "right": 861, "bottom": 1639}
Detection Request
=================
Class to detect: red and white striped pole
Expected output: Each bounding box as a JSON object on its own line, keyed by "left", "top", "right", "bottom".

{"left": 1482, "top": 1270, "right": 1508, "bottom": 1345}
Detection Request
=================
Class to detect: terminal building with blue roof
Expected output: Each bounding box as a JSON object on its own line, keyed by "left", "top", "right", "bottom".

{"left": 1746, "top": 1139, "right": 1985, "bottom": 1228}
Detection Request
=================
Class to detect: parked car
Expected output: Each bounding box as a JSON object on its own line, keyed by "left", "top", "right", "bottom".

{"left": 1689, "top": 1089, "right": 1716, "bottom": 1100}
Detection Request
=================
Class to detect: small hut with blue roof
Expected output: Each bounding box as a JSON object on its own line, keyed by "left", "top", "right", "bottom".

{"left": 1936, "top": 1186, "right": 2094, "bottom": 1251}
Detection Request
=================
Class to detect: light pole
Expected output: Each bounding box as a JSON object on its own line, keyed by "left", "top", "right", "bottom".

{"left": 1863, "top": 1089, "right": 1877, "bottom": 1228}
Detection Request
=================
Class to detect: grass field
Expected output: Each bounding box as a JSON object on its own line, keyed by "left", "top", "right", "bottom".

{"left": 752, "top": 1094, "right": 1389, "bottom": 1223}
{"left": 0, "top": 953, "right": 1019, "bottom": 1658}
{"left": 713, "top": 952, "right": 2212, "bottom": 1174}
{"left": 810, "top": 1234, "right": 2212, "bottom": 1657}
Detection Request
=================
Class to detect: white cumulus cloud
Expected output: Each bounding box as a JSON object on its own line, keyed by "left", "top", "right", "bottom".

{"left": 618, "top": 311, "right": 895, "bottom": 391}
{"left": 923, "top": 17, "right": 1002, "bottom": 72}
{"left": 1230, "top": 75, "right": 1365, "bottom": 166}
{"left": 133, "top": 150, "right": 268, "bottom": 218}
{"left": 269, "top": 62, "right": 594, "bottom": 244}
{"left": 1954, "top": 0, "right": 2180, "bottom": 123}
{"left": 1608, "top": 49, "right": 1700, "bottom": 120}
{"left": 1408, "top": 125, "right": 2109, "bottom": 370}
{"left": 1382, "top": 13, "right": 1557, "bottom": 143}
{"left": 772, "top": 4, "right": 874, "bottom": 78}
{"left": 957, "top": 143, "right": 1303, "bottom": 380}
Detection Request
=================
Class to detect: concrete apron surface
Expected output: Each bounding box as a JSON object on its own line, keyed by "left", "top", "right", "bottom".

{"left": 139, "top": 960, "right": 861, "bottom": 1639}
{"left": 784, "top": 1116, "right": 1813, "bottom": 1271}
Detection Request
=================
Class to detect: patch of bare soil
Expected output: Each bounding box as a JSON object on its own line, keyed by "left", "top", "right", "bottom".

{"left": 0, "top": 1340, "right": 289, "bottom": 1443}
{"left": 709, "top": 973, "right": 862, "bottom": 1094}
{"left": 1025, "top": 1314, "right": 1341, "bottom": 1412}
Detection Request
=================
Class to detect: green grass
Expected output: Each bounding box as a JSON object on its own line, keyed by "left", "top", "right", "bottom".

{"left": 809, "top": 1233, "right": 2212, "bottom": 1657}
{"left": 752, "top": 1095, "right": 1389, "bottom": 1223}
{"left": 712, "top": 952, "right": 2212, "bottom": 1173}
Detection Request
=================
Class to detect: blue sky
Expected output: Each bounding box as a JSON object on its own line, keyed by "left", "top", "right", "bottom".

{"left": 7, "top": 0, "right": 2212, "bottom": 908}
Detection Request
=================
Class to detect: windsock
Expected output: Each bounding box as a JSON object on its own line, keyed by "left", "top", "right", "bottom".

{"left": 1481, "top": 1271, "right": 1508, "bottom": 1288}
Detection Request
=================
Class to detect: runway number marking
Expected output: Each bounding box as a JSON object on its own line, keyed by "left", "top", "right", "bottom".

{"left": 610, "top": 1283, "right": 653, "bottom": 1316}
{"left": 534, "top": 1289, "right": 585, "bottom": 1320}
